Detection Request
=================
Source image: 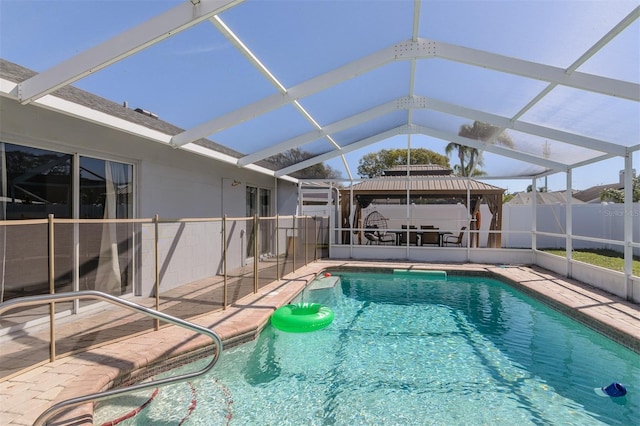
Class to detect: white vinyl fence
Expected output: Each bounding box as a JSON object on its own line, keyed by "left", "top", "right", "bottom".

{"left": 319, "top": 202, "right": 638, "bottom": 256}
{"left": 503, "top": 203, "right": 640, "bottom": 256}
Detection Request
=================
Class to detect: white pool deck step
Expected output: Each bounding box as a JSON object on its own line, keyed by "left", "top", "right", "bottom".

{"left": 0, "top": 261, "right": 638, "bottom": 426}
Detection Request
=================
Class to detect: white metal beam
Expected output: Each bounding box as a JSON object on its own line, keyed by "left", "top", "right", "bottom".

{"left": 624, "top": 151, "right": 634, "bottom": 300}
{"left": 274, "top": 121, "right": 571, "bottom": 179}
{"left": 211, "top": 15, "right": 343, "bottom": 154}
{"left": 173, "top": 35, "right": 637, "bottom": 148}
{"left": 411, "top": 0, "right": 421, "bottom": 42}
{"left": 568, "top": 153, "right": 616, "bottom": 170}
{"left": 240, "top": 93, "right": 624, "bottom": 170}
{"left": 170, "top": 41, "right": 403, "bottom": 147}
{"left": 433, "top": 39, "right": 639, "bottom": 101}
{"left": 209, "top": 15, "right": 286, "bottom": 93}
{"left": 566, "top": 5, "right": 639, "bottom": 74}
{"left": 503, "top": 7, "right": 639, "bottom": 151}
{"left": 18, "top": 0, "right": 243, "bottom": 104}
{"left": 411, "top": 125, "right": 568, "bottom": 171}
{"left": 417, "top": 96, "right": 627, "bottom": 156}
{"left": 274, "top": 126, "right": 407, "bottom": 177}
{"left": 237, "top": 100, "right": 398, "bottom": 166}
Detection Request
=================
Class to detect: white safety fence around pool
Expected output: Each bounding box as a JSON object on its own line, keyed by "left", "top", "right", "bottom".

{"left": 0, "top": 214, "right": 328, "bottom": 332}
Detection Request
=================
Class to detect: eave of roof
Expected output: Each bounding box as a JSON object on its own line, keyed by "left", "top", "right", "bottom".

{"left": 0, "top": 58, "right": 279, "bottom": 172}
{"left": 573, "top": 182, "right": 624, "bottom": 203}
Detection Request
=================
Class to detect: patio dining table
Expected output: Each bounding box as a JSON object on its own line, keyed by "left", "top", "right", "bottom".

{"left": 419, "top": 229, "right": 453, "bottom": 247}
{"left": 387, "top": 229, "right": 453, "bottom": 247}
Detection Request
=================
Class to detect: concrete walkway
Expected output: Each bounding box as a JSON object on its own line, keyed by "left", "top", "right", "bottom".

{"left": 1, "top": 261, "right": 639, "bottom": 425}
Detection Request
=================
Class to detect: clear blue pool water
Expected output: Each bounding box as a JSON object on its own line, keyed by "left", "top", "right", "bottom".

{"left": 95, "top": 271, "right": 639, "bottom": 425}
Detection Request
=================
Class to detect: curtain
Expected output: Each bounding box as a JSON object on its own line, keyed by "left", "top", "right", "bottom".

{"left": 469, "top": 197, "right": 482, "bottom": 248}
{"left": 0, "top": 143, "right": 5, "bottom": 301}
{"left": 340, "top": 195, "right": 351, "bottom": 244}
{"left": 350, "top": 195, "right": 374, "bottom": 244}
{"left": 486, "top": 194, "right": 501, "bottom": 248}
{"left": 94, "top": 161, "right": 123, "bottom": 295}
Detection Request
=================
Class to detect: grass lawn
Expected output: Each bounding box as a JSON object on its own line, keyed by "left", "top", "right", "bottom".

{"left": 543, "top": 249, "right": 640, "bottom": 276}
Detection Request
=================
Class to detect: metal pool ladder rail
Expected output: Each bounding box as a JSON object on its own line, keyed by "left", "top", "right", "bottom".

{"left": 0, "top": 290, "right": 223, "bottom": 426}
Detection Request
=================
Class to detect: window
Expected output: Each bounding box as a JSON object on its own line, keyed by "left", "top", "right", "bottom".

{"left": 0, "top": 142, "right": 135, "bottom": 301}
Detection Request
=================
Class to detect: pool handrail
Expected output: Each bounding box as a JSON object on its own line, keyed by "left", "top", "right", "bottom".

{"left": 0, "top": 290, "right": 223, "bottom": 426}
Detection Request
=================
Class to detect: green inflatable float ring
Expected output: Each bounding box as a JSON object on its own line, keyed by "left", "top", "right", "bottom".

{"left": 271, "top": 302, "right": 334, "bottom": 333}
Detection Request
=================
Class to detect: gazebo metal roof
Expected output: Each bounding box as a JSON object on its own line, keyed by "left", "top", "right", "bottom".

{"left": 347, "top": 164, "right": 504, "bottom": 195}
{"left": 0, "top": 0, "right": 638, "bottom": 184}
{"left": 349, "top": 177, "right": 504, "bottom": 195}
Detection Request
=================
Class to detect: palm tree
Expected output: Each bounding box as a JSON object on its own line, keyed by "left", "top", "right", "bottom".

{"left": 446, "top": 121, "right": 514, "bottom": 177}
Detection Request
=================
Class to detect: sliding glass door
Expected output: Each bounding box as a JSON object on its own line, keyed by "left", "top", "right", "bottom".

{"left": 0, "top": 142, "right": 135, "bottom": 302}
{"left": 246, "top": 186, "right": 271, "bottom": 260}
{"left": 79, "top": 157, "right": 134, "bottom": 296}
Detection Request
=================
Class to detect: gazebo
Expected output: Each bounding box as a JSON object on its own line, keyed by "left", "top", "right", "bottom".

{"left": 340, "top": 165, "right": 505, "bottom": 247}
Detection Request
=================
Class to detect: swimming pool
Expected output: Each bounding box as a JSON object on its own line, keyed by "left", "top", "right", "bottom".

{"left": 95, "top": 271, "right": 639, "bottom": 425}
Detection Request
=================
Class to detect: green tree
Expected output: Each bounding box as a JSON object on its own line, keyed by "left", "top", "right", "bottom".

{"left": 600, "top": 176, "right": 640, "bottom": 202}
{"left": 445, "top": 121, "right": 514, "bottom": 177}
{"left": 502, "top": 192, "right": 516, "bottom": 203}
{"left": 357, "top": 148, "right": 450, "bottom": 178}
{"left": 267, "top": 148, "right": 342, "bottom": 179}
{"left": 526, "top": 185, "right": 547, "bottom": 193}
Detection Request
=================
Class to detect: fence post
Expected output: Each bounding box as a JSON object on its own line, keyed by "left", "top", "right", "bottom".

{"left": 314, "top": 216, "right": 318, "bottom": 262}
{"left": 304, "top": 216, "right": 308, "bottom": 266}
{"left": 223, "top": 215, "right": 228, "bottom": 310}
{"left": 623, "top": 153, "right": 633, "bottom": 301}
{"left": 566, "top": 170, "right": 573, "bottom": 277}
{"left": 292, "top": 215, "right": 296, "bottom": 274}
{"left": 276, "top": 215, "right": 280, "bottom": 281}
{"left": 47, "top": 214, "right": 56, "bottom": 362}
{"left": 154, "top": 214, "right": 160, "bottom": 331}
{"left": 254, "top": 214, "right": 259, "bottom": 293}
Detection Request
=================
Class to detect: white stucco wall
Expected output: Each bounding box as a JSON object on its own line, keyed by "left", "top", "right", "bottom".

{"left": 0, "top": 99, "right": 298, "bottom": 296}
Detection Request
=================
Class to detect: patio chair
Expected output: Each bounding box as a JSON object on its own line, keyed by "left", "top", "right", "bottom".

{"left": 363, "top": 211, "right": 395, "bottom": 245}
{"left": 364, "top": 225, "right": 380, "bottom": 245}
{"left": 443, "top": 226, "right": 466, "bottom": 247}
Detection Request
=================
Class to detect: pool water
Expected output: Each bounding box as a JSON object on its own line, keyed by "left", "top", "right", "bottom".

{"left": 95, "top": 272, "right": 640, "bottom": 425}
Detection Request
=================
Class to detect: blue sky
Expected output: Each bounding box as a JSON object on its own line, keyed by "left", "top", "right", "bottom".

{"left": 1, "top": 0, "right": 638, "bottom": 193}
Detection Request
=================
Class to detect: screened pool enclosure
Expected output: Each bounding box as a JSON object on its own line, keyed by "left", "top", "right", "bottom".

{"left": 0, "top": 0, "right": 638, "bottom": 307}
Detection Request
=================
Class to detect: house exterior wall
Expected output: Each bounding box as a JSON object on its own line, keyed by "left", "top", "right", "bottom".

{"left": 0, "top": 98, "right": 297, "bottom": 296}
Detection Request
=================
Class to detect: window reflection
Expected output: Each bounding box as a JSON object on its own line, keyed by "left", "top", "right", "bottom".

{"left": 80, "top": 157, "right": 133, "bottom": 219}
{"left": 0, "top": 143, "right": 72, "bottom": 220}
